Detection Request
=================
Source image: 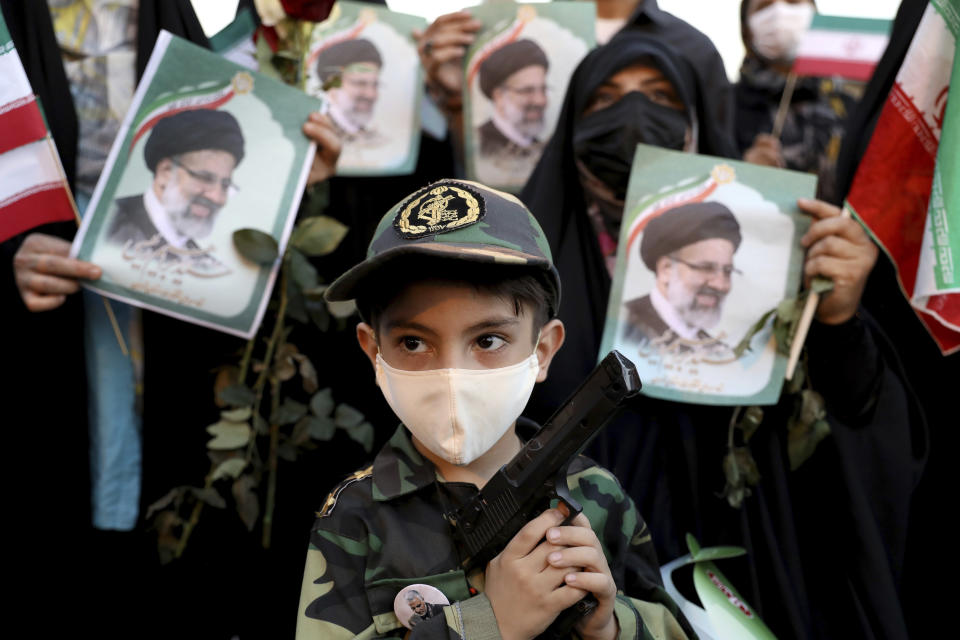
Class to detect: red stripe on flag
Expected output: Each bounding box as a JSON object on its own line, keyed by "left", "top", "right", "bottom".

{"left": 0, "top": 182, "right": 76, "bottom": 243}
{"left": 848, "top": 84, "right": 938, "bottom": 295}
{"left": 793, "top": 58, "right": 877, "bottom": 82}
{"left": 0, "top": 96, "right": 47, "bottom": 155}
{"left": 129, "top": 91, "right": 235, "bottom": 151}
{"left": 918, "top": 302, "right": 960, "bottom": 354}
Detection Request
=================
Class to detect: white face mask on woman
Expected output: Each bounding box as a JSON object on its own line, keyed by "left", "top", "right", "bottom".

{"left": 748, "top": 1, "right": 815, "bottom": 62}
{"left": 375, "top": 352, "right": 541, "bottom": 466}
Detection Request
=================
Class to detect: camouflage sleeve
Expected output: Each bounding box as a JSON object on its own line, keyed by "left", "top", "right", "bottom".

{"left": 296, "top": 521, "right": 382, "bottom": 639}
{"left": 570, "top": 463, "right": 697, "bottom": 640}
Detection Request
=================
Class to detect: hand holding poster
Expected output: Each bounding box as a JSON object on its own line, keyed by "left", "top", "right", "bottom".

{"left": 70, "top": 31, "right": 321, "bottom": 338}
{"left": 462, "top": 1, "right": 594, "bottom": 192}
{"left": 302, "top": 1, "right": 426, "bottom": 176}
{"left": 599, "top": 145, "right": 816, "bottom": 406}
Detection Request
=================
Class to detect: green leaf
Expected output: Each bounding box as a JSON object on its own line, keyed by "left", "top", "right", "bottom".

{"left": 212, "top": 458, "right": 247, "bottom": 481}
{"left": 206, "top": 420, "right": 252, "bottom": 450}
{"left": 252, "top": 413, "right": 269, "bottom": 435}
{"left": 307, "top": 415, "right": 336, "bottom": 440}
{"left": 334, "top": 403, "right": 365, "bottom": 429}
{"left": 776, "top": 298, "right": 798, "bottom": 323}
{"left": 277, "top": 442, "right": 299, "bottom": 462}
{"left": 738, "top": 406, "right": 764, "bottom": 443}
{"left": 720, "top": 447, "right": 761, "bottom": 509}
{"left": 272, "top": 398, "right": 308, "bottom": 425}
{"left": 218, "top": 383, "right": 256, "bottom": 407}
{"left": 732, "top": 308, "right": 775, "bottom": 358}
{"left": 221, "top": 407, "right": 252, "bottom": 422}
{"left": 145, "top": 487, "right": 186, "bottom": 520}
{"left": 788, "top": 417, "right": 832, "bottom": 471}
{"left": 685, "top": 533, "right": 702, "bottom": 558}
{"left": 285, "top": 275, "right": 309, "bottom": 323}
{"left": 798, "top": 389, "right": 827, "bottom": 426}
{"left": 811, "top": 276, "right": 835, "bottom": 295}
{"left": 327, "top": 298, "right": 357, "bottom": 319}
{"left": 232, "top": 475, "right": 260, "bottom": 531}
{"left": 306, "top": 296, "right": 331, "bottom": 331}
{"left": 322, "top": 73, "right": 342, "bottom": 91}
{"left": 190, "top": 486, "right": 226, "bottom": 509}
{"left": 288, "top": 248, "right": 319, "bottom": 292}
{"left": 690, "top": 545, "right": 747, "bottom": 563}
{"left": 786, "top": 361, "right": 806, "bottom": 395}
{"left": 310, "top": 388, "right": 335, "bottom": 418}
{"left": 347, "top": 420, "right": 375, "bottom": 453}
{"left": 293, "top": 353, "right": 319, "bottom": 394}
{"left": 291, "top": 215, "right": 348, "bottom": 257}
{"left": 233, "top": 228, "right": 279, "bottom": 265}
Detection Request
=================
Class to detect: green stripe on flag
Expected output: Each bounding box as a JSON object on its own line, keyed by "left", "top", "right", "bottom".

{"left": 0, "top": 8, "right": 13, "bottom": 52}
{"left": 131, "top": 80, "right": 231, "bottom": 130}
{"left": 810, "top": 14, "right": 892, "bottom": 36}
{"left": 932, "top": 0, "right": 960, "bottom": 38}
{"left": 931, "top": 38, "right": 960, "bottom": 290}
{"left": 209, "top": 7, "right": 257, "bottom": 54}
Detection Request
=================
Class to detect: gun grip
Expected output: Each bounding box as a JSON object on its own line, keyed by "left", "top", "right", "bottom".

{"left": 554, "top": 467, "right": 582, "bottom": 525}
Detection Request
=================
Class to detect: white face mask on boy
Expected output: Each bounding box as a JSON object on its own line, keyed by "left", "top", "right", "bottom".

{"left": 375, "top": 351, "right": 541, "bottom": 466}
{"left": 748, "top": 1, "right": 815, "bottom": 62}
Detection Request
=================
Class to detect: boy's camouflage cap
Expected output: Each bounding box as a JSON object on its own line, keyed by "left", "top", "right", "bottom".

{"left": 325, "top": 179, "right": 560, "bottom": 314}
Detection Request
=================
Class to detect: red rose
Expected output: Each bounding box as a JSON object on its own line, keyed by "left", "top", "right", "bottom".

{"left": 279, "top": 0, "right": 335, "bottom": 22}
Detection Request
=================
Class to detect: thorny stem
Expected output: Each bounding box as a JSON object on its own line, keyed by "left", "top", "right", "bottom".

{"left": 263, "top": 377, "right": 282, "bottom": 549}
{"left": 728, "top": 406, "right": 743, "bottom": 450}
{"left": 238, "top": 336, "right": 256, "bottom": 383}
{"left": 174, "top": 261, "right": 289, "bottom": 559}
{"left": 261, "top": 265, "right": 290, "bottom": 549}
{"left": 175, "top": 472, "right": 213, "bottom": 559}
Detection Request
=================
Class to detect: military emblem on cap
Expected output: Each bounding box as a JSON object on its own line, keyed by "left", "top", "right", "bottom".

{"left": 394, "top": 181, "right": 486, "bottom": 239}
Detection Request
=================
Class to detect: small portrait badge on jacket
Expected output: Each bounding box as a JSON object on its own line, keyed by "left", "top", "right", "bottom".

{"left": 394, "top": 583, "right": 450, "bottom": 629}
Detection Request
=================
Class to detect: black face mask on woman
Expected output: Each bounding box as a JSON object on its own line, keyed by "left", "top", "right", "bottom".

{"left": 572, "top": 91, "right": 689, "bottom": 200}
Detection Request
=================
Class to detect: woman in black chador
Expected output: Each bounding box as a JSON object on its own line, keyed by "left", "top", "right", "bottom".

{"left": 521, "top": 29, "right": 925, "bottom": 640}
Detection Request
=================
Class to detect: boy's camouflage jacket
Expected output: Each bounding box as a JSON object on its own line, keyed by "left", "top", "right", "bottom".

{"left": 296, "top": 421, "right": 694, "bottom": 639}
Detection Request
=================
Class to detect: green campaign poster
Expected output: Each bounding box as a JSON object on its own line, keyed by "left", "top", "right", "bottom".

{"left": 599, "top": 145, "right": 816, "bottom": 406}
{"left": 462, "top": 1, "right": 594, "bottom": 192}
{"left": 302, "top": 1, "right": 426, "bottom": 176}
{"left": 72, "top": 31, "right": 321, "bottom": 338}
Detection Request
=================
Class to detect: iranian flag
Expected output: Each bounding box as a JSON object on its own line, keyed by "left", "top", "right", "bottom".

{"left": 845, "top": 0, "right": 960, "bottom": 354}
{"left": 0, "top": 10, "right": 76, "bottom": 242}
{"left": 793, "top": 14, "right": 892, "bottom": 81}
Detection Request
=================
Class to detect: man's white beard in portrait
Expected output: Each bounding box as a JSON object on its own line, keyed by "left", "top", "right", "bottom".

{"left": 161, "top": 179, "right": 218, "bottom": 240}
{"left": 502, "top": 98, "right": 545, "bottom": 142}
{"left": 665, "top": 272, "right": 726, "bottom": 331}
{"left": 332, "top": 91, "right": 375, "bottom": 130}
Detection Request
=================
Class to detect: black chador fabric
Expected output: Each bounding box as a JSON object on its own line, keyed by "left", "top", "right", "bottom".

{"left": 520, "top": 32, "right": 704, "bottom": 420}
{"left": 592, "top": 312, "right": 925, "bottom": 639}
{"left": 831, "top": 1, "right": 958, "bottom": 637}
{"left": 624, "top": 0, "right": 738, "bottom": 159}
{"left": 520, "top": 24, "right": 924, "bottom": 640}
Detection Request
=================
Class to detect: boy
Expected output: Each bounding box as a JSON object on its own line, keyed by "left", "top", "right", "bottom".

{"left": 296, "top": 180, "right": 693, "bottom": 640}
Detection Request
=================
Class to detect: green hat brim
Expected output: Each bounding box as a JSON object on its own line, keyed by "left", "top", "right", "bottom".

{"left": 324, "top": 242, "right": 560, "bottom": 310}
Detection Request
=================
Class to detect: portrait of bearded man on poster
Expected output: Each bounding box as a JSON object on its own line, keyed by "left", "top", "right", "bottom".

{"left": 475, "top": 38, "right": 549, "bottom": 181}
{"left": 622, "top": 201, "right": 742, "bottom": 350}
{"left": 105, "top": 109, "right": 244, "bottom": 276}
{"left": 315, "top": 38, "right": 386, "bottom": 146}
